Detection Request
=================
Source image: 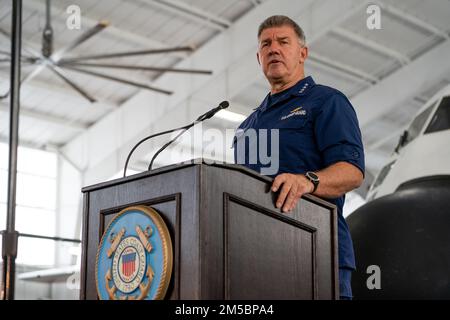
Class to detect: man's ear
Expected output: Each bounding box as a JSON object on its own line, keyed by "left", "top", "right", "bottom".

{"left": 299, "top": 46, "right": 308, "bottom": 64}
{"left": 256, "top": 52, "right": 261, "bottom": 66}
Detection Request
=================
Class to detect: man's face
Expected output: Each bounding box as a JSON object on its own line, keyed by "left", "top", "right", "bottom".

{"left": 257, "top": 26, "right": 308, "bottom": 86}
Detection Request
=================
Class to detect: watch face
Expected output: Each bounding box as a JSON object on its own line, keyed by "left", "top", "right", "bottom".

{"left": 307, "top": 172, "right": 319, "bottom": 181}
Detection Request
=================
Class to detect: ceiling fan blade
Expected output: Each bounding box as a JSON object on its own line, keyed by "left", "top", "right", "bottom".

{"left": 0, "top": 28, "right": 10, "bottom": 38}
{"left": 0, "top": 64, "right": 35, "bottom": 74}
{"left": 0, "top": 53, "right": 40, "bottom": 64}
{"left": 0, "top": 27, "right": 42, "bottom": 58}
{"left": 0, "top": 63, "right": 46, "bottom": 100}
{"left": 0, "top": 91, "right": 9, "bottom": 99}
{"left": 61, "top": 65, "right": 173, "bottom": 95}
{"left": 0, "top": 55, "right": 40, "bottom": 63}
{"left": 48, "top": 65, "right": 96, "bottom": 103}
{"left": 52, "top": 21, "right": 110, "bottom": 61}
{"left": 59, "top": 61, "right": 213, "bottom": 75}
{"left": 20, "top": 64, "right": 47, "bottom": 83}
{"left": 58, "top": 46, "right": 194, "bottom": 64}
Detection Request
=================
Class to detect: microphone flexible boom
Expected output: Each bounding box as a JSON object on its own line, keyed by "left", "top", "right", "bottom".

{"left": 123, "top": 101, "right": 229, "bottom": 177}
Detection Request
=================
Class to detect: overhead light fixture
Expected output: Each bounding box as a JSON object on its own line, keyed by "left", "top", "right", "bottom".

{"left": 215, "top": 109, "right": 247, "bottom": 122}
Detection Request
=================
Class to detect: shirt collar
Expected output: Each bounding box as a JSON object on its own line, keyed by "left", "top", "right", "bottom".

{"left": 255, "top": 76, "right": 316, "bottom": 112}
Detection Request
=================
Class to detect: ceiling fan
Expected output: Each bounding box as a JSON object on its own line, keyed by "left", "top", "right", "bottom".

{"left": 0, "top": 0, "right": 212, "bottom": 102}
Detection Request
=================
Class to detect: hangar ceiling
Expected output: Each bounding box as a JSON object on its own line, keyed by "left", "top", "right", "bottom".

{"left": 1, "top": 0, "right": 449, "bottom": 183}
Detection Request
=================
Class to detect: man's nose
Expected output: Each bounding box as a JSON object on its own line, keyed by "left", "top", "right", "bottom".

{"left": 268, "top": 42, "right": 281, "bottom": 54}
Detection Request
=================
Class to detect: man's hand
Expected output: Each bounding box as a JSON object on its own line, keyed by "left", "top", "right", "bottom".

{"left": 271, "top": 173, "right": 314, "bottom": 213}
{"left": 270, "top": 162, "right": 364, "bottom": 213}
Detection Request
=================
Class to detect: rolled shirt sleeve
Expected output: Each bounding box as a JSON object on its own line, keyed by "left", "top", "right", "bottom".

{"left": 314, "top": 92, "right": 365, "bottom": 176}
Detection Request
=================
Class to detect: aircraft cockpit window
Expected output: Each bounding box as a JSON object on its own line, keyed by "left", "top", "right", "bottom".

{"left": 424, "top": 96, "right": 450, "bottom": 134}
{"left": 403, "top": 102, "right": 436, "bottom": 146}
{"left": 371, "top": 160, "right": 396, "bottom": 190}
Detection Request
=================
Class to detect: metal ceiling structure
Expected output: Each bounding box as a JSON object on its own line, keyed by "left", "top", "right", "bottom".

{"left": 0, "top": 0, "right": 449, "bottom": 184}
{"left": 0, "top": 0, "right": 215, "bottom": 103}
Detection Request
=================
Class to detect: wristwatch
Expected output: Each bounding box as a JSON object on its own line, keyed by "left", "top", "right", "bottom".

{"left": 305, "top": 171, "right": 320, "bottom": 194}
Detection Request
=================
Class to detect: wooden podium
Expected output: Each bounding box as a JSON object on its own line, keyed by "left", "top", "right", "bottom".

{"left": 80, "top": 160, "right": 338, "bottom": 300}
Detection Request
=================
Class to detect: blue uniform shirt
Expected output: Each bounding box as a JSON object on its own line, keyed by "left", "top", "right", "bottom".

{"left": 233, "top": 76, "right": 365, "bottom": 270}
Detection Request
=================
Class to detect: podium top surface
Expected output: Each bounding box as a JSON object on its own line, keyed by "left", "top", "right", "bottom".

{"left": 82, "top": 159, "right": 271, "bottom": 193}
{"left": 81, "top": 158, "right": 334, "bottom": 211}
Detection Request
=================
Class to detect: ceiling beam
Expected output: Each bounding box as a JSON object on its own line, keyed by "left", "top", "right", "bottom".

{"left": 352, "top": 39, "right": 450, "bottom": 127}
{"left": 247, "top": 0, "right": 262, "bottom": 7}
{"left": 379, "top": 3, "right": 449, "bottom": 40}
{"left": 127, "top": 0, "right": 230, "bottom": 31}
{"left": 333, "top": 27, "right": 410, "bottom": 65}
{"left": 0, "top": 7, "right": 11, "bottom": 23}
{"left": 0, "top": 134, "right": 57, "bottom": 151}
{"left": 309, "top": 53, "right": 378, "bottom": 84}
{"left": 0, "top": 102, "right": 89, "bottom": 131}
{"left": 155, "top": 0, "right": 231, "bottom": 28}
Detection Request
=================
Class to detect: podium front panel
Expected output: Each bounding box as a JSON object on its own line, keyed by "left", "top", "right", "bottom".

{"left": 81, "top": 162, "right": 338, "bottom": 300}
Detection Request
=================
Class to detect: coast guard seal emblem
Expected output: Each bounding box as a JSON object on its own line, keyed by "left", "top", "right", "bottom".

{"left": 95, "top": 205, "right": 173, "bottom": 300}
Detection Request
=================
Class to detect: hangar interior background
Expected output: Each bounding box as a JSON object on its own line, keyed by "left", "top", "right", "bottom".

{"left": 0, "top": 0, "right": 449, "bottom": 299}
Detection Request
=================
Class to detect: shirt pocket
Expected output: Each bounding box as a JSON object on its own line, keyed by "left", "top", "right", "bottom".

{"left": 275, "top": 114, "right": 316, "bottom": 150}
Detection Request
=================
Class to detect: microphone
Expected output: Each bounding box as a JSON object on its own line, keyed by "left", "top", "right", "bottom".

{"left": 196, "top": 100, "right": 229, "bottom": 121}
{"left": 123, "top": 101, "right": 229, "bottom": 177}
{"left": 148, "top": 101, "right": 229, "bottom": 171}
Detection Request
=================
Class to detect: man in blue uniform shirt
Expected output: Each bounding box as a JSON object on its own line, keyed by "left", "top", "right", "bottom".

{"left": 233, "top": 15, "right": 365, "bottom": 300}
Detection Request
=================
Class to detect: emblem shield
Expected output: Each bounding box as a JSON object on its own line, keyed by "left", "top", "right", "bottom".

{"left": 95, "top": 205, "right": 173, "bottom": 300}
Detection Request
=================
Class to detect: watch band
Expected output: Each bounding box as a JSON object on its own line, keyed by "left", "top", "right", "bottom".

{"left": 305, "top": 171, "right": 319, "bottom": 193}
